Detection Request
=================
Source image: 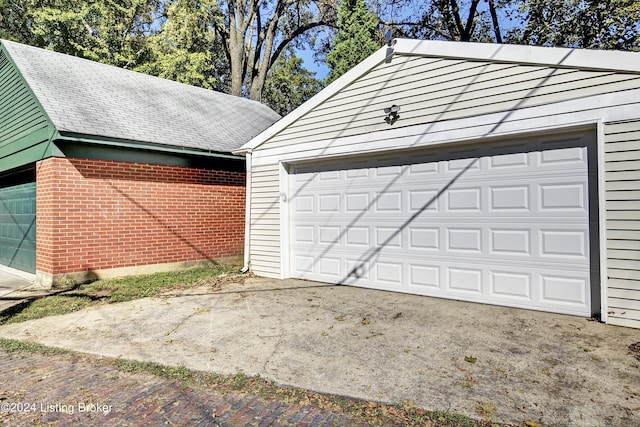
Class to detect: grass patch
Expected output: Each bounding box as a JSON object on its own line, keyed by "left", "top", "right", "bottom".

{"left": 114, "top": 359, "right": 194, "bottom": 382}
{"left": 0, "top": 338, "right": 69, "bottom": 355}
{"left": 429, "top": 409, "right": 478, "bottom": 427}
{"left": 77, "top": 264, "right": 240, "bottom": 303}
{"left": 0, "top": 295, "right": 93, "bottom": 325}
{"left": 0, "top": 265, "right": 242, "bottom": 325}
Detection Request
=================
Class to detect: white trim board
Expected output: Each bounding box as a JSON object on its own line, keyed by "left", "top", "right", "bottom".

{"left": 250, "top": 87, "right": 640, "bottom": 167}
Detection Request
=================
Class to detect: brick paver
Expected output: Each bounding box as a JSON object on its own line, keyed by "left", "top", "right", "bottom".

{"left": 0, "top": 350, "right": 365, "bottom": 426}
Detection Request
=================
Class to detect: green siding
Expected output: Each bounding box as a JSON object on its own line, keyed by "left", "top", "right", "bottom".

{"left": 0, "top": 182, "right": 36, "bottom": 273}
{"left": 0, "top": 47, "right": 55, "bottom": 173}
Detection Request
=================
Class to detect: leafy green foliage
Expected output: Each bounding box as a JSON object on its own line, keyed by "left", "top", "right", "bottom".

{"left": 325, "top": 0, "right": 382, "bottom": 84}
{"left": 508, "top": 0, "right": 640, "bottom": 50}
{"left": 262, "top": 48, "right": 323, "bottom": 115}
{"left": 1, "top": 0, "right": 159, "bottom": 69}
{"left": 135, "top": 0, "right": 227, "bottom": 90}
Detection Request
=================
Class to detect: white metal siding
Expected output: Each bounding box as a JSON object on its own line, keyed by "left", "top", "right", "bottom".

{"left": 605, "top": 120, "right": 640, "bottom": 328}
{"left": 265, "top": 56, "right": 640, "bottom": 148}
{"left": 249, "top": 164, "right": 280, "bottom": 277}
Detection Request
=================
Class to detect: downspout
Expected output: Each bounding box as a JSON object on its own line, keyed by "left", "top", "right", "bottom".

{"left": 241, "top": 148, "right": 253, "bottom": 273}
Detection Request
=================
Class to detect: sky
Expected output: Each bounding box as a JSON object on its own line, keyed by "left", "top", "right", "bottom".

{"left": 299, "top": 48, "right": 330, "bottom": 81}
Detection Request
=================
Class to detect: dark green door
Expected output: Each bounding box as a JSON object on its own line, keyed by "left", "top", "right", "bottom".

{"left": 0, "top": 182, "right": 36, "bottom": 273}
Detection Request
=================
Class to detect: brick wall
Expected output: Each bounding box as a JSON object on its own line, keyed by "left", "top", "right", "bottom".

{"left": 36, "top": 157, "right": 245, "bottom": 277}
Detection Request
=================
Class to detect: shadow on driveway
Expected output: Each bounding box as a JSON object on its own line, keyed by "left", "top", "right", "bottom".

{"left": 0, "top": 277, "right": 639, "bottom": 426}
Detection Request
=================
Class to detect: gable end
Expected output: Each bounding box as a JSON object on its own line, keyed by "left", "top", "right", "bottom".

{"left": 0, "top": 46, "right": 56, "bottom": 173}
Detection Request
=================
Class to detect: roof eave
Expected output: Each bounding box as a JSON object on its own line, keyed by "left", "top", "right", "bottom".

{"left": 393, "top": 38, "right": 640, "bottom": 74}
{"left": 55, "top": 131, "right": 244, "bottom": 160}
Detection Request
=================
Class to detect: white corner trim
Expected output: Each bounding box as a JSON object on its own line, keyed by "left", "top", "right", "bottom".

{"left": 596, "top": 120, "right": 608, "bottom": 323}
{"left": 242, "top": 149, "right": 252, "bottom": 272}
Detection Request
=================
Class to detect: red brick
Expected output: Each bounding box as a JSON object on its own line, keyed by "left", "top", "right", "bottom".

{"left": 36, "top": 157, "right": 245, "bottom": 275}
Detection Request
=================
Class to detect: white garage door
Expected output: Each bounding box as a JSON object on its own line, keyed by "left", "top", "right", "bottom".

{"left": 289, "top": 133, "right": 596, "bottom": 316}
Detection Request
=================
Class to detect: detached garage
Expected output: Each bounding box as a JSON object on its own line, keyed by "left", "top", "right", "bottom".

{"left": 237, "top": 39, "right": 640, "bottom": 329}
{"left": 0, "top": 40, "right": 280, "bottom": 286}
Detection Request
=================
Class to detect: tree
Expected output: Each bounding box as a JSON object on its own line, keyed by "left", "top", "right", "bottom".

{"left": 0, "top": 0, "right": 159, "bottom": 69}
{"left": 509, "top": 0, "right": 640, "bottom": 51}
{"left": 0, "top": 0, "right": 33, "bottom": 43}
{"left": 406, "top": 0, "right": 505, "bottom": 43}
{"left": 325, "top": 0, "right": 382, "bottom": 84}
{"left": 211, "top": 0, "right": 337, "bottom": 100}
{"left": 262, "top": 48, "right": 323, "bottom": 115}
{"left": 135, "top": 0, "right": 227, "bottom": 90}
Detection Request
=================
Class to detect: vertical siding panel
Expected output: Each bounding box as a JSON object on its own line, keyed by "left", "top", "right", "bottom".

{"left": 604, "top": 120, "right": 640, "bottom": 327}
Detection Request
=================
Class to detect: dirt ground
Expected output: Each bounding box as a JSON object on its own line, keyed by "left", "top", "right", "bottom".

{"left": 1, "top": 277, "right": 639, "bottom": 426}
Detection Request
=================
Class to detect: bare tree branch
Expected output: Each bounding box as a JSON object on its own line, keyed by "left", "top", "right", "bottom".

{"left": 487, "top": 0, "right": 502, "bottom": 43}
{"left": 463, "top": 0, "right": 480, "bottom": 41}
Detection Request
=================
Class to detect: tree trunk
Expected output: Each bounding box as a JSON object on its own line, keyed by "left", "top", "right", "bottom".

{"left": 227, "top": 0, "right": 256, "bottom": 97}
{"left": 487, "top": 0, "right": 502, "bottom": 43}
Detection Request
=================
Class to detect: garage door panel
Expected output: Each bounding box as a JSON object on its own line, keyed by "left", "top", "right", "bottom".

{"left": 346, "top": 226, "right": 370, "bottom": 247}
{"left": 540, "top": 229, "right": 588, "bottom": 258}
{"left": 540, "top": 183, "right": 587, "bottom": 211}
{"left": 289, "top": 138, "right": 595, "bottom": 316}
{"left": 293, "top": 224, "right": 591, "bottom": 264}
{"left": 294, "top": 195, "right": 314, "bottom": 212}
{"left": 540, "top": 146, "right": 586, "bottom": 164}
{"left": 490, "top": 270, "right": 532, "bottom": 299}
{"left": 489, "top": 152, "right": 529, "bottom": 168}
{"left": 0, "top": 181, "right": 36, "bottom": 274}
{"left": 446, "top": 187, "right": 482, "bottom": 211}
{"left": 375, "top": 191, "right": 402, "bottom": 211}
{"left": 490, "top": 185, "right": 530, "bottom": 211}
{"left": 446, "top": 266, "right": 483, "bottom": 294}
{"left": 409, "top": 264, "right": 440, "bottom": 288}
{"left": 409, "top": 227, "right": 439, "bottom": 250}
{"left": 375, "top": 261, "right": 404, "bottom": 285}
{"left": 490, "top": 229, "right": 531, "bottom": 255}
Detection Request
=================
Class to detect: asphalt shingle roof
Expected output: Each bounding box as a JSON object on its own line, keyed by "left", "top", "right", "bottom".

{"left": 2, "top": 40, "right": 281, "bottom": 154}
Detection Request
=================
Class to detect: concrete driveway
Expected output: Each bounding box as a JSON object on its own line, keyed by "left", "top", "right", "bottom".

{"left": 0, "top": 277, "right": 639, "bottom": 426}
{"left": 0, "top": 265, "right": 38, "bottom": 312}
